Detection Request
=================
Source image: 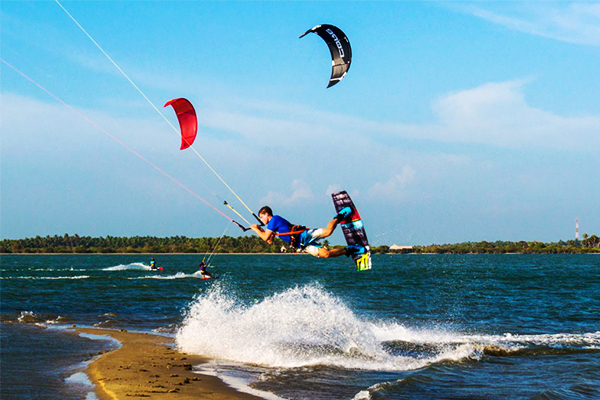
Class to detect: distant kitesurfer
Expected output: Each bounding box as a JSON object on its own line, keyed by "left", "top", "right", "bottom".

{"left": 250, "top": 206, "right": 366, "bottom": 258}
{"left": 198, "top": 260, "right": 212, "bottom": 278}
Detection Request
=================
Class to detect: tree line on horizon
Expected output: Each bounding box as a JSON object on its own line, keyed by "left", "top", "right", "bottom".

{"left": 391, "top": 236, "right": 600, "bottom": 254}
{"left": 1, "top": 234, "right": 599, "bottom": 254}
{"left": 0, "top": 234, "right": 281, "bottom": 254}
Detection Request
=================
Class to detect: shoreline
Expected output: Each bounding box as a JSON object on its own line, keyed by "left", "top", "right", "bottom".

{"left": 73, "top": 328, "right": 262, "bottom": 400}
{"left": 1, "top": 252, "right": 307, "bottom": 256}
{"left": 2, "top": 252, "right": 597, "bottom": 255}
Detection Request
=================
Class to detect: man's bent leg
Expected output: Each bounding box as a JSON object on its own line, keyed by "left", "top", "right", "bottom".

{"left": 319, "top": 219, "right": 340, "bottom": 238}
{"left": 316, "top": 247, "right": 346, "bottom": 258}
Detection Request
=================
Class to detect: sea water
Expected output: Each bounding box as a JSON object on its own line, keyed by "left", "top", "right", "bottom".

{"left": 1, "top": 254, "right": 599, "bottom": 399}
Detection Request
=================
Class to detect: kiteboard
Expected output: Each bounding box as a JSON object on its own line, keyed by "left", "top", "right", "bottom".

{"left": 331, "top": 191, "right": 371, "bottom": 271}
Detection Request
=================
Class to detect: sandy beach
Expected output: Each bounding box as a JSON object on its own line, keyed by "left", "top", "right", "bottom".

{"left": 75, "top": 328, "right": 261, "bottom": 400}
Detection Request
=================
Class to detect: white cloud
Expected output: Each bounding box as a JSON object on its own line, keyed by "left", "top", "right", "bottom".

{"left": 325, "top": 184, "right": 342, "bottom": 197}
{"left": 4, "top": 77, "right": 599, "bottom": 190}
{"left": 192, "top": 79, "right": 600, "bottom": 153}
{"left": 369, "top": 166, "right": 416, "bottom": 199}
{"left": 429, "top": 80, "right": 600, "bottom": 149}
{"left": 259, "top": 179, "right": 314, "bottom": 206}
{"left": 0, "top": 92, "right": 169, "bottom": 155}
{"left": 458, "top": 2, "right": 600, "bottom": 46}
{"left": 3, "top": 77, "right": 598, "bottom": 220}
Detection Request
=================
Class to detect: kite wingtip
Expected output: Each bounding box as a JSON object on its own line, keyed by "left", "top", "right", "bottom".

{"left": 163, "top": 98, "right": 179, "bottom": 108}
{"left": 299, "top": 24, "right": 321, "bottom": 39}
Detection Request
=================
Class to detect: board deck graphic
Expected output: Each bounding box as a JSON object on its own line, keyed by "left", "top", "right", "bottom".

{"left": 331, "top": 191, "right": 371, "bottom": 271}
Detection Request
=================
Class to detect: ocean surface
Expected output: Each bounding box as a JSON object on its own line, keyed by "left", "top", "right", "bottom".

{"left": 1, "top": 254, "right": 599, "bottom": 399}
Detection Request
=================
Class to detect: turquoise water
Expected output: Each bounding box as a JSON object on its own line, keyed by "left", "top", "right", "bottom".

{"left": 1, "top": 254, "right": 599, "bottom": 399}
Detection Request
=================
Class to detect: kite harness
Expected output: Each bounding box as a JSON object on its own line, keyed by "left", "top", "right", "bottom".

{"left": 275, "top": 225, "right": 309, "bottom": 249}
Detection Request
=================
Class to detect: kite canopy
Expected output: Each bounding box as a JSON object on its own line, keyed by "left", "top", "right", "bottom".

{"left": 164, "top": 98, "right": 197, "bottom": 150}
{"left": 299, "top": 24, "right": 352, "bottom": 88}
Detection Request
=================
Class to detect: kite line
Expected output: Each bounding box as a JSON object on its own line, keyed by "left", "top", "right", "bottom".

{"left": 54, "top": 0, "right": 260, "bottom": 226}
{"left": 0, "top": 58, "right": 249, "bottom": 229}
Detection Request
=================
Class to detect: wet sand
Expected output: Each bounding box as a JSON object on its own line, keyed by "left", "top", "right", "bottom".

{"left": 75, "top": 328, "right": 261, "bottom": 400}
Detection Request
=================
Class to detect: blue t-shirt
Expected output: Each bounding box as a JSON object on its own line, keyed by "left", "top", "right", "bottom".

{"left": 266, "top": 215, "right": 293, "bottom": 244}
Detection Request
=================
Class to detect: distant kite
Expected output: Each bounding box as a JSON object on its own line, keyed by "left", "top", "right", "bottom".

{"left": 300, "top": 24, "right": 352, "bottom": 88}
{"left": 164, "top": 98, "right": 197, "bottom": 150}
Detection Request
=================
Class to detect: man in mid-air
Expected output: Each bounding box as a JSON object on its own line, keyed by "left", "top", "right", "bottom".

{"left": 250, "top": 206, "right": 366, "bottom": 258}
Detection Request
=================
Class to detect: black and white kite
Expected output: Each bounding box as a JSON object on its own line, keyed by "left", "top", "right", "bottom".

{"left": 299, "top": 24, "right": 352, "bottom": 88}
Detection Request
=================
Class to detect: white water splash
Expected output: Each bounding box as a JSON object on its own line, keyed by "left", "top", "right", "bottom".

{"left": 65, "top": 372, "right": 93, "bottom": 386}
{"left": 352, "top": 390, "right": 372, "bottom": 400}
{"left": 177, "top": 284, "right": 430, "bottom": 370}
{"left": 103, "top": 262, "right": 150, "bottom": 271}
{"left": 17, "top": 311, "right": 43, "bottom": 323}
{"left": 32, "top": 268, "right": 88, "bottom": 272}
{"left": 373, "top": 323, "right": 600, "bottom": 349}
{"left": 176, "top": 284, "right": 600, "bottom": 371}
{"left": 131, "top": 272, "right": 211, "bottom": 280}
{"left": 1, "top": 275, "right": 91, "bottom": 280}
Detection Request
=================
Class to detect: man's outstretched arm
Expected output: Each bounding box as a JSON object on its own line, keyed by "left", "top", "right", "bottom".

{"left": 251, "top": 224, "right": 275, "bottom": 244}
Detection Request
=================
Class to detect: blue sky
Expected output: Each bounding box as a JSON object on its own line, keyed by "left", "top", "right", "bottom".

{"left": 1, "top": 1, "right": 599, "bottom": 245}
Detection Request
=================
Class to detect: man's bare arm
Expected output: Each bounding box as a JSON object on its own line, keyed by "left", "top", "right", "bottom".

{"left": 251, "top": 224, "right": 275, "bottom": 244}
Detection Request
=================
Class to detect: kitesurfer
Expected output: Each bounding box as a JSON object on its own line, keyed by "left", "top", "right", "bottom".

{"left": 250, "top": 206, "right": 366, "bottom": 258}
{"left": 198, "top": 260, "right": 212, "bottom": 278}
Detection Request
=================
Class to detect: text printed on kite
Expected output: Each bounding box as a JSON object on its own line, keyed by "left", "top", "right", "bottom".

{"left": 299, "top": 24, "right": 352, "bottom": 88}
